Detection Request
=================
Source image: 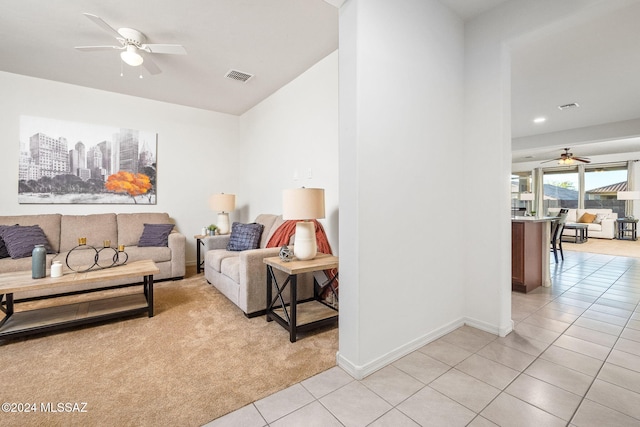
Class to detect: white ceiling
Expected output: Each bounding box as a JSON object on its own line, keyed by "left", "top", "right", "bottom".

{"left": 1, "top": 0, "right": 638, "bottom": 162}
{"left": 510, "top": 1, "right": 640, "bottom": 164}
{"left": 0, "top": 0, "right": 339, "bottom": 116}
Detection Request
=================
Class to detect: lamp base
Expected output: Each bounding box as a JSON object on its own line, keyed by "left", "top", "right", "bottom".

{"left": 293, "top": 221, "right": 317, "bottom": 261}
{"left": 217, "top": 212, "right": 230, "bottom": 235}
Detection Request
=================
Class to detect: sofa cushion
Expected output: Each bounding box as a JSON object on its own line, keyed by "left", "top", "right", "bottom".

{"left": 227, "top": 222, "right": 264, "bottom": 251}
{"left": 0, "top": 225, "right": 53, "bottom": 259}
{"left": 123, "top": 246, "right": 172, "bottom": 263}
{"left": 254, "top": 214, "right": 280, "bottom": 248}
{"left": 221, "top": 257, "right": 240, "bottom": 283}
{"left": 587, "top": 223, "right": 603, "bottom": 232}
{"left": 60, "top": 213, "right": 118, "bottom": 252}
{"left": 578, "top": 212, "right": 597, "bottom": 223}
{"left": 206, "top": 250, "right": 238, "bottom": 273}
{"left": 59, "top": 246, "right": 102, "bottom": 271}
{"left": 138, "top": 223, "right": 174, "bottom": 247}
{"left": 117, "top": 212, "right": 172, "bottom": 246}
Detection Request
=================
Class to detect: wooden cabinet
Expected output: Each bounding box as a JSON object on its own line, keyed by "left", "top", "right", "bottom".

{"left": 512, "top": 220, "right": 544, "bottom": 293}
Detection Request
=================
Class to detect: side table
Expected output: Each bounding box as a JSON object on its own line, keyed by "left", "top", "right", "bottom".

{"left": 265, "top": 254, "right": 339, "bottom": 342}
{"left": 194, "top": 234, "right": 206, "bottom": 274}
{"left": 616, "top": 218, "right": 638, "bottom": 241}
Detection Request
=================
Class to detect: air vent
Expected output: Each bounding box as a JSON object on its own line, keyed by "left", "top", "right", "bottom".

{"left": 225, "top": 69, "right": 253, "bottom": 83}
{"left": 558, "top": 103, "right": 580, "bottom": 110}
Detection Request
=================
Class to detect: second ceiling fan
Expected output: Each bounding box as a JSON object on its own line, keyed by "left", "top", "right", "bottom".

{"left": 541, "top": 148, "right": 591, "bottom": 165}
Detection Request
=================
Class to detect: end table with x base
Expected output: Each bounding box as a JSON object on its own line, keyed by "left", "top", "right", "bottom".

{"left": 264, "top": 254, "right": 338, "bottom": 343}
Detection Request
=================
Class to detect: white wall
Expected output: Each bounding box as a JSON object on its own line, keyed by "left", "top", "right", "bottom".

{"left": 238, "top": 51, "right": 340, "bottom": 252}
{"left": 336, "top": 0, "right": 628, "bottom": 379}
{"left": 0, "top": 71, "right": 239, "bottom": 264}
{"left": 455, "top": 0, "right": 627, "bottom": 350}
{"left": 338, "top": 0, "right": 467, "bottom": 378}
{"left": 0, "top": 51, "right": 339, "bottom": 264}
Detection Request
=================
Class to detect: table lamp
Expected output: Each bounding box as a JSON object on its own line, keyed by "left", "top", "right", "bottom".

{"left": 209, "top": 193, "right": 236, "bottom": 235}
{"left": 282, "top": 188, "right": 325, "bottom": 261}
{"left": 617, "top": 191, "right": 640, "bottom": 219}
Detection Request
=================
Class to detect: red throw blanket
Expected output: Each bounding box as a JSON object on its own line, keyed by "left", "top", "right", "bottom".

{"left": 266, "top": 220, "right": 339, "bottom": 299}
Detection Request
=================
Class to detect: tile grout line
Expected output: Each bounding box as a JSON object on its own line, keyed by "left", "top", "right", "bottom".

{"left": 563, "top": 257, "right": 640, "bottom": 425}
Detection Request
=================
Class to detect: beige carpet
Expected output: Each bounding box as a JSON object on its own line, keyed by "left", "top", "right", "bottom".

{"left": 563, "top": 237, "right": 640, "bottom": 258}
{"left": 0, "top": 274, "right": 338, "bottom": 427}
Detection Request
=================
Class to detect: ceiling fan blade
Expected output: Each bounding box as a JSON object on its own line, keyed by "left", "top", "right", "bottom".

{"left": 75, "top": 45, "right": 124, "bottom": 52}
{"left": 142, "top": 56, "right": 162, "bottom": 75}
{"left": 540, "top": 158, "right": 561, "bottom": 164}
{"left": 142, "top": 44, "right": 187, "bottom": 55}
{"left": 574, "top": 157, "right": 591, "bottom": 163}
{"left": 82, "top": 13, "right": 124, "bottom": 41}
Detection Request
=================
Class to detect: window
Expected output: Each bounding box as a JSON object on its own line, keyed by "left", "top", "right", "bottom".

{"left": 511, "top": 172, "right": 532, "bottom": 214}
{"left": 538, "top": 162, "right": 627, "bottom": 215}
{"left": 543, "top": 167, "right": 579, "bottom": 212}
{"left": 584, "top": 164, "right": 627, "bottom": 216}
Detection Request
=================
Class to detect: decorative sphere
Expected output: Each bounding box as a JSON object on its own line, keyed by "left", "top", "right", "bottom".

{"left": 279, "top": 245, "right": 294, "bottom": 262}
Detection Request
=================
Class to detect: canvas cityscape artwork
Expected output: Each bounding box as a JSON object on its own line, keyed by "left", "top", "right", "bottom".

{"left": 18, "top": 115, "right": 157, "bottom": 204}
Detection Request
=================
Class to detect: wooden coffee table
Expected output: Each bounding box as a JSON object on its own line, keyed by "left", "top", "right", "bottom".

{"left": 0, "top": 259, "right": 159, "bottom": 340}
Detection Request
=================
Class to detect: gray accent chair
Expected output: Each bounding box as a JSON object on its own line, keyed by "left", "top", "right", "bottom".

{"left": 203, "top": 214, "right": 312, "bottom": 317}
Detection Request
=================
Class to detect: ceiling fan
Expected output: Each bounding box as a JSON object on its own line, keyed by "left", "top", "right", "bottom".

{"left": 541, "top": 148, "right": 591, "bottom": 165}
{"left": 75, "top": 13, "right": 187, "bottom": 75}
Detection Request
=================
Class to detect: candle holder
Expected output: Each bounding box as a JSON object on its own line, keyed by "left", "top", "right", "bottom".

{"left": 65, "top": 242, "right": 128, "bottom": 272}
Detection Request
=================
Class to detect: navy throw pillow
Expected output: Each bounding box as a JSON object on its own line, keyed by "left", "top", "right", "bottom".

{"left": 227, "top": 222, "right": 264, "bottom": 251}
{"left": 138, "top": 223, "right": 175, "bottom": 247}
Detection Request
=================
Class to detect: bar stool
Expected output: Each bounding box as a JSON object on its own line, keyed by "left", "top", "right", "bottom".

{"left": 550, "top": 208, "right": 569, "bottom": 263}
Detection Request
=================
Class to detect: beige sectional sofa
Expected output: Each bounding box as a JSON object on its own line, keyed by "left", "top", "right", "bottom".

{"left": 0, "top": 212, "right": 185, "bottom": 299}
{"left": 203, "top": 214, "right": 312, "bottom": 317}
{"left": 549, "top": 208, "right": 618, "bottom": 239}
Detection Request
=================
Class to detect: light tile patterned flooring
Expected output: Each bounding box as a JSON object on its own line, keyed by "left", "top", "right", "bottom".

{"left": 205, "top": 251, "right": 640, "bottom": 426}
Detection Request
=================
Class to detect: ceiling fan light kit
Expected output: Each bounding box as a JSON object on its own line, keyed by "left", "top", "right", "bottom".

{"left": 120, "top": 45, "right": 143, "bottom": 67}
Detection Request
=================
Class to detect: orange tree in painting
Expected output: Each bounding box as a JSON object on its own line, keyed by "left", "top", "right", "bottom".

{"left": 105, "top": 171, "right": 152, "bottom": 204}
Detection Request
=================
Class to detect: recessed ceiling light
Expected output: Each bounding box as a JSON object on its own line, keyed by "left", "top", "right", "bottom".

{"left": 533, "top": 117, "right": 546, "bottom": 124}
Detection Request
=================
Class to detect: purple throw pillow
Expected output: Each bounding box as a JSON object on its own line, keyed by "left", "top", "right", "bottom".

{"left": 137, "top": 223, "right": 175, "bottom": 247}
{"left": 0, "top": 224, "right": 53, "bottom": 259}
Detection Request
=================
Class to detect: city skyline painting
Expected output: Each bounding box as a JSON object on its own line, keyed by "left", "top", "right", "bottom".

{"left": 19, "top": 115, "right": 157, "bottom": 204}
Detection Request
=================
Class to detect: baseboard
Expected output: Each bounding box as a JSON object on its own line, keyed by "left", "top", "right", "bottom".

{"left": 463, "top": 316, "right": 513, "bottom": 337}
{"left": 336, "top": 316, "right": 512, "bottom": 380}
{"left": 336, "top": 317, "right": 465, "bottom": 380}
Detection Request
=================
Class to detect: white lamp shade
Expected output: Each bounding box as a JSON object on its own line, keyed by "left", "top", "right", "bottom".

{"left": 617, "top": 191, "right": 640, "bottom": 200}
{"left": 209, "top": 193, "right": 236, "bottom": 212}
{"left": 519, "top": 193, "right": 535, "bottom": 201}
{"left": 282, "top": 188, "right": 325, "bottom": 220}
